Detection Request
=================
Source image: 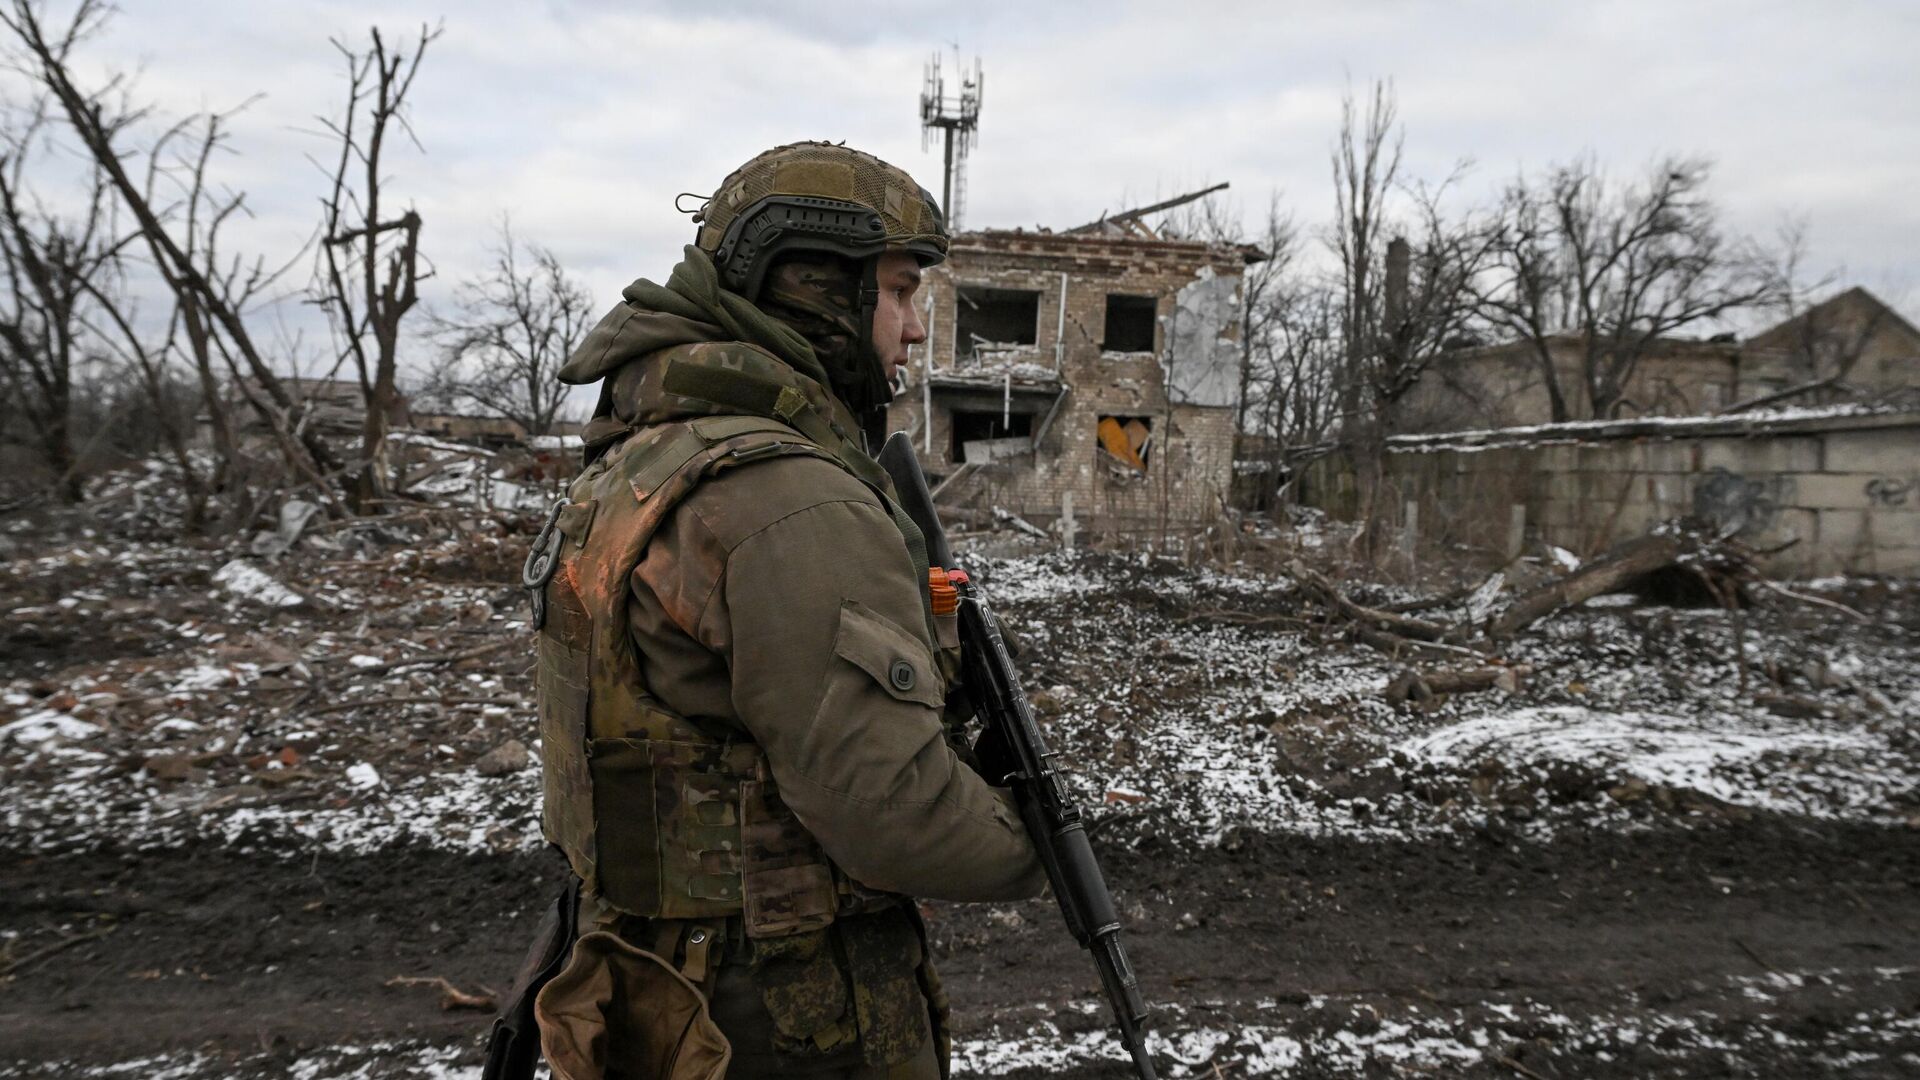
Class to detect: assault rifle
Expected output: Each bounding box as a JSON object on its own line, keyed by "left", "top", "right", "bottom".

{"left": 878, "top": 433, "right": 1158, "bottom": 1080}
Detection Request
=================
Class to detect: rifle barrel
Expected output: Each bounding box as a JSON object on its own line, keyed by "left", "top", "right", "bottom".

{"left": 876, "top": 432, "right": 1158, "bottom": 1080}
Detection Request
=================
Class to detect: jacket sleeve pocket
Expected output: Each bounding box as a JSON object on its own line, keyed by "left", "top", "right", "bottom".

{"left": 829, "top": 600, "right": 945, "bottom": 709}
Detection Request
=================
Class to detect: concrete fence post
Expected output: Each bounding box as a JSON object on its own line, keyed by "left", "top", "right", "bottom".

{"left": 1402, "top": 499, "right": 1419, "bottom": 572}
{"left": 1508, "top": 504, "right": 1527, "bottom": 560}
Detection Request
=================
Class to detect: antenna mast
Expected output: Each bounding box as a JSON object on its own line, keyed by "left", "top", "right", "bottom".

{"left": 919, "top": 53, "right": 983, "bottom": 231}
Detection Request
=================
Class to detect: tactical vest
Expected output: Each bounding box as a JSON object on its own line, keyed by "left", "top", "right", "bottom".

{"left": 533, "top": 400, "right": 916, "bottom": 940}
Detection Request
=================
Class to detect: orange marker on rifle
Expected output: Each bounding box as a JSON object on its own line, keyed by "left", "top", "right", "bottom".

{"left": 928, "top": 567, "right": 960, "bottom": 616}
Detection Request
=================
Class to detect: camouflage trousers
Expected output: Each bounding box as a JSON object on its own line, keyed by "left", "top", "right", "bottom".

{"left": 713, "top": 906, "right": 945, "bottom": 1080}
{"left": 710, "top": 956, "right": 940, "bottom": 1080}
{"left": 552, "top": 893, "right": 945, "bottom": 1080}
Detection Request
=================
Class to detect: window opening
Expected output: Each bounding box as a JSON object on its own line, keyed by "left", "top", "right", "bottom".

{"left": 954, "top": 286, "right": 1039, "bottom": 361}
{"left": 1096, "top": 414, "right": 1153, "bottom": 474}
{"left": 949, "top": 409, "right": 1034, "bottom": 464}
{"left": 1103, "top": 294, "right": 1157, "bottom": 353}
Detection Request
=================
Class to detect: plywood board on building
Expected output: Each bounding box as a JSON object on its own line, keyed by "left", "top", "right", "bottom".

{"left": 960, "top": 437, "right": 1035, "bottom": 464}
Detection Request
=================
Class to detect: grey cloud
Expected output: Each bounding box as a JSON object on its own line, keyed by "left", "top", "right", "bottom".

{"left": 17, "top": 0, "right": 1912, "bottom": 387}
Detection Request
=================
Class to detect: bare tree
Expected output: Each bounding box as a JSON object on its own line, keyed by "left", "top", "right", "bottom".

{"left": 1329, "top": 80, "right": 1401, "bottom": 423}
{"left": 1372, "top": 175, "right": 1496, "bottom": 412}
{"left": 1310, "top": 79, "right": 1500, "bottom": 549}
{"left": 0, "top": 97, "right": 120, "bottom": 501}
{"left": 1472, "top": 175, "right": 1571, "bottom": 420}
{"left": 76, "top": 251, "right": 211, "bottom": 526}
{"left": 312, "top": 24, "right": 438, "bottom": 511}
{"left": 1476, "top": 156, "right": 1782, "bottom": 420}
{"left": 1232, "top": 197, "right": 1299, "bottom": 436}
{"left": 425, "top": 220, "right": 589, "bottom": 439}
{"left": 2, "top": 0, "right": 342, "bottom": 512}
{"left": 1720, "top": 224, "right": 1889, "bottom": 414}
{"left": 1270, "top": 286, "right": 1342, "bottom": 443}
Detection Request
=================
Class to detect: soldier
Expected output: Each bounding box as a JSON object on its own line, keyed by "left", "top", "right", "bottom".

{"left": 516, "top": 143, "right": 1044, "bottom": 1080}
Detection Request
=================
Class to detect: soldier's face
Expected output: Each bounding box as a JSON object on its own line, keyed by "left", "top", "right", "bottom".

{"left": 870, "top": 251, "right": 926, "bottom": 383}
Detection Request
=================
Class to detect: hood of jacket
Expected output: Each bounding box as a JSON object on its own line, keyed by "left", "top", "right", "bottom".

{"left": 559, "top": 246, "right": 895, "bottom": 490}
{"left": 560, "top": 244, "right": 834, "bottom": 391}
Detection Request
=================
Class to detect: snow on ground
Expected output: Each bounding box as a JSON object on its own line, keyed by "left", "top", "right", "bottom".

{"left": 4, "top": 544, "right": 1916, "bottom": 858}
{"left": 970, "top": 551, "right": 1919, "bottom": 846}
{"left": 8, "top": 965, "right": 1915, "bottom": 1078}
{"left": 1400, "top": 704, "right": 1904, "bottom": 819}
{"left": 1, "top": 756, "right": 543, "bottom": 855}
{"left": 0, "top": 1042, "right": 503, "bottom": 1080}
{"left": 212, "top": 559, "right": 307, "bottom": 608}
{"left": 952, "top": 982, "right": 1920, "bottom": 1076}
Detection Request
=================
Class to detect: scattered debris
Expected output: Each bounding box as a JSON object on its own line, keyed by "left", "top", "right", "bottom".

{"left": 1384, "top": 664, "right": 1530, "bottom": 706}
{"left": 991, "top": 506, "right": 1049, "bottom": 539}
{"left": 1488, "top": 532, "right": 1691, "bottom": 638}
{"left": 474, "top": 739, "right": 530, "bottom": 777}
{"left": 382, "top": 975, "right": 497, "bottom": 1012}
{"left": 212, "top": 559, "right": 306, "bottom": 610}
{"left": 248, "top": 499, "right": 322, "bottom": 559}
{"left": 0, "top": 923, "right": 119, "bottom": 978}
{"left": 2, "top": 459, "right": 1915, "bottom": 1080}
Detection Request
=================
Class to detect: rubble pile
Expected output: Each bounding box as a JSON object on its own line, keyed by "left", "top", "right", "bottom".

{"left": 2, "top": 499, "right": 545, "bottom": 856}
{"left": 968, "top": 547, "right": 1918, "bottom": 847}
{"left": 3, "top": 462, "right": 1918, "bottom": 1079}
{"left": 5, "top": 483, "right": 1916, "bottom": 861}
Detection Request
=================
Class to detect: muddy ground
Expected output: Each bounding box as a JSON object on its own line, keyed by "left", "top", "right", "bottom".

{"left": 3, "top": 496, "right": 1917, "bottom": 1077}
{"left": 4, "top": 818, "right": 1915, "bottom": 1077}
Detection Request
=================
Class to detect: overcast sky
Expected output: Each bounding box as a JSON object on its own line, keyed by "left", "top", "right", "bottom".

{"left": 26, "top": 0, "right": 1920, "bottom": 376}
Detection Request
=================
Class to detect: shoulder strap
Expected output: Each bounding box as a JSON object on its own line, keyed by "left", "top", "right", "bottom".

{"left": 615, "top": 415, "right": 826, "bottom": 511}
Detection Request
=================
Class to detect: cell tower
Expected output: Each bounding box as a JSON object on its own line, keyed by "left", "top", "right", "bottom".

{"left": 919, "top": 53, "right": 983, "bottom": 231}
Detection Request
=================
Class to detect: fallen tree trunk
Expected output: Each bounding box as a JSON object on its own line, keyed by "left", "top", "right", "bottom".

{"left": 1485, "top": 532, "right": 1684, "bottom": 639}
{"left": 1385, "top": 664, "right": 1531, "bottom": 706}
{"left": 1289, "top": 562, "right": 1451, "bottom": 642}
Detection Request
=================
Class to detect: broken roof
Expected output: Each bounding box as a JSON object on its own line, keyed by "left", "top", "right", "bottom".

{"left": 1744, "top": 286, "right": 1920, "bottom": 352}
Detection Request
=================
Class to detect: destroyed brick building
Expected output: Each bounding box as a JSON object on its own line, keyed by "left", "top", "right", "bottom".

{"left": 203, "top": 377, "right": 583, "bottom": 451}
{"left": 1396, "top": 286, "right": 1920, "bottom": 431}
{"left": 204, "top": 377, "right": 415, "bottom": 446}
{"left": 1301, "top": 286, "right": 1920, "bottom": 577}
{"left": 885, "top": 224, "right": 1259, "bottom": 536}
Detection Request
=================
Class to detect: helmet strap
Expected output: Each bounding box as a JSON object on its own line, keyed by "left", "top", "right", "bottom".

{"left": 846, "top": 255, "right": 893, "bottom": 454}
{"left": 855, "top": 255, "right": 882, "bottom": 376}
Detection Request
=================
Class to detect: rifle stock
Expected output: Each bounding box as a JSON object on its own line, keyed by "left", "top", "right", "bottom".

{"left": 878, "top": 433, "right": 1157, "bottom": 1080}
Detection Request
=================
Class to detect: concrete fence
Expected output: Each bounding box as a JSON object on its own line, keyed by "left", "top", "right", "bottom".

{"left": 1297, "top": 409, "right": 1920, "bottom": 578}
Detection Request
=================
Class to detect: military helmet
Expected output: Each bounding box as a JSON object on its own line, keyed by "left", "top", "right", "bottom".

{"left": 694, "top": 142, "right": 949, "bottom": 301}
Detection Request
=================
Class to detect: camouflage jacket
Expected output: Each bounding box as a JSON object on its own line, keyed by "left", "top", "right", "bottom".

{"left": 533, "top": 252, "right": 1041, "bottom": 1076}
{"left": 560, "top": 257, "right": 1043, "bottom": 906}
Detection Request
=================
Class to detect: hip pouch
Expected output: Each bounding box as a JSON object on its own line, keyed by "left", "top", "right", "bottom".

{"left": 536, "top": 930, "right": 732, "bottom": 1080}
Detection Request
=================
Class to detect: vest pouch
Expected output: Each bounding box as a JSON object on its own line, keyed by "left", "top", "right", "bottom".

{"left": 539, "top": 635, "right": 597, "bottom": 887}
{"left": 536, "top": 930, "right": 731, "bottom": 1080}
{"left": 589, "top": 737, "right": 748, "bottom": 920}
{"left": 740, "top": 780, "right": 838, "bottom": 939}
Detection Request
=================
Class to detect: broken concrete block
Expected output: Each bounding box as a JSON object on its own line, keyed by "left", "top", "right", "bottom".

{"left": 475, "top": 739, "right": 530, "bottom": 777}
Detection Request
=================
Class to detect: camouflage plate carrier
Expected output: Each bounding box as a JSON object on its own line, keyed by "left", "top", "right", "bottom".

{"left": 529, "top": 340, "right": 936, "bottom": 937}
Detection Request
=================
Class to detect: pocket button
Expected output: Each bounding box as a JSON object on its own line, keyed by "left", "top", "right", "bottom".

{"left": 888, "top": 659, "right": 916, "bottom": 692}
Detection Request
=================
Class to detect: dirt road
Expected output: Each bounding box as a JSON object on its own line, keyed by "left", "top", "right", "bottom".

{"left": 4, "top": 812, "right": 1914, "bottom": 1077}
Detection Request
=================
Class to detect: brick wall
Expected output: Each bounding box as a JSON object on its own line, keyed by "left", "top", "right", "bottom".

{"left": 886, "top": 230, "right": 1245, "bottom": 530}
